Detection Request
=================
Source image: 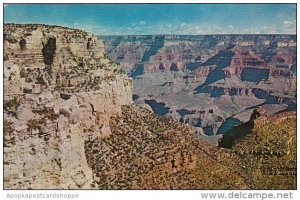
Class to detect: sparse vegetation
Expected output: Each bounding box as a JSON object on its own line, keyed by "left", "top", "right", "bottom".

{"left": 4, "top": 97, "right": 20, "bottom": 117}
{"left": 20, "top": 68, "right": 26, "bottom": 78}
{"left": 26, "top": 118, "right": 42, "bottom": 135}
{"left": 36, "top": 75, "right": 46, "bottom": 85}
{"left": 4, "top": 120, "right": 14, "bottom": 135}
{"left": 219, "top": 112, "right": 296, "bottom": 189}
{"left": 32, "top": 107, "right": 60, "bottom": 121}
{"left": 84, "top": 105, "right": 247, "bottom": 189}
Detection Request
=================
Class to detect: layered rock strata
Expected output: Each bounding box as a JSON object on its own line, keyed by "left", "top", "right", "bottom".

{"left": 4, "top": 24, "right": 132, "bottom": 189}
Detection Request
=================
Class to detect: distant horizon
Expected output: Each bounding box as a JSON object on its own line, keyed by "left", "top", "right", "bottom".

{"left": 4, "top": 4, "right": 296, "bottom": 35}
{"left": 98, "top": 33, "right": 297, "bottom": 36}
{"left": 4, "top": 22, "right": 297, "bottom": 36}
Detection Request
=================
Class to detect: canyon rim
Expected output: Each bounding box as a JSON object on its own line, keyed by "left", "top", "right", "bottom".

{"left": 3, "top": 3, "right": 297, "bottom": 190}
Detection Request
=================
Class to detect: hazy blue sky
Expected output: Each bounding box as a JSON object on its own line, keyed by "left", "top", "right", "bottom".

{"left": 4, "top": 4, "right": 296, "bottom": 35}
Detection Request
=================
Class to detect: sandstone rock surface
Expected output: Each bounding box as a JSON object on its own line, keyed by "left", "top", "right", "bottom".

{"left": 4, "top": 23, "right": 132, "bottom": 189}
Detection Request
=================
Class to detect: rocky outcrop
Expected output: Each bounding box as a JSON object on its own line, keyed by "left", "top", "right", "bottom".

{"left": 224, "top": 49, "right": 265, "bottom": 78}
{"left": 144, "top": 48, "right": 190, "bottom": 72}
{"left": 219, "top": 111, "right": 296, "bottom": 189}
{"left": 224, "top": 47, "right": 296, "bottom": 79}
{"left": 272, "top": 51, "right": 294, "bottom": 67}
{"left": 104, "top": 41, "right": 148, "bottom": 70}
{"left": 4, "top": 24, "right": 132, "bottom": 189}
{"left": 194, "top": 65, "right": 216, "bottom": 77}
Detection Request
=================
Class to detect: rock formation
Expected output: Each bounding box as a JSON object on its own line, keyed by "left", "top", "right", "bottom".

{"left": 102, "top": 34, "right": 296, "bottom": 135}
{"left": 4, "top": 24, "right": 296, "bottom": 190}
{"left": 224, "top": 49, "right": 265, "bottom": 78}
{"left": 4, "top": 23, "right": 132, "bottom": 189}
{"left": 219, "top": 111, "right": 296, "bottom": 189}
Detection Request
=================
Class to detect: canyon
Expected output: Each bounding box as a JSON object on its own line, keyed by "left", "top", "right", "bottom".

{"left": 102, "top": 35, "right": 296, "bottom": 136}
{"left": 3, "top": 24, "right": 296, "bottom": 189}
